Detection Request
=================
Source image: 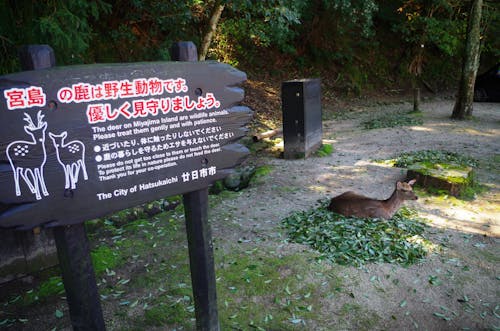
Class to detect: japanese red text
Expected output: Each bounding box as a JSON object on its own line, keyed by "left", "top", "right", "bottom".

{"left": 3, "top": 86, "right": 46, "bottom": 110}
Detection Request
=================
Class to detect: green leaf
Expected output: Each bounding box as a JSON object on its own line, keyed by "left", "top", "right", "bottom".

{"left": 282, "top": 203, "right": 431, "bottom": 267}
{"left": 55, "top": 309, "right": 64, "bottom": 318}
{"left": 433, "top": 312, "right": 451, "bottom": 321}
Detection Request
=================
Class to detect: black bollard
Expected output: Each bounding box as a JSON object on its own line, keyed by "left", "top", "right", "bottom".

{"left": 282, "top": 78, "right": 323, "bottom": 159}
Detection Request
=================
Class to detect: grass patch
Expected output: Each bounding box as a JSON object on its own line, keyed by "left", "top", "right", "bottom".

{"left": 362, "top": 112, "right": 423, "bottom": 130}
{"left": 244, "top": 136, "right": 283, "bottom": 157}
{"left": 252, "top": 165, "right": 273, "bottom": 179}
{"left": 91, "top": 245, "right": 124, "bottom": 276}
{"left": 217, "top": 249, "right": 342, "bottom": 330}
{"left": 143, "top": 300, "right": 193, "bottom": 328}
{"left": 282, "top": 203, "right": 436, "bottom": 267}
{"left": 315, "top": 143, "right": 334, "bottom": 157}
{"left": 22, "top": 276, "right": 65, "bottom": 305}
{"left": 393, "top": 150, "right": 478, "bottom": 168}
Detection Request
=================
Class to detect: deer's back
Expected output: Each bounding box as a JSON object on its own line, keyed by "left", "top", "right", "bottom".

{"left": 328, "top": 191, "right": 390, "bottom": 219}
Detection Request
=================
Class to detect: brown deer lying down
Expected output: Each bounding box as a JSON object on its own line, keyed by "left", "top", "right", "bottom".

{"left": 328, "top": 179, "right": 417, "bottom": 219}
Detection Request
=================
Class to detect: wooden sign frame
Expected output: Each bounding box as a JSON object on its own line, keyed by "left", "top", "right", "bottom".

{"left": 0, "top": 43, "right": 250, "bottom": 330}
{"left": 0, "top": 60, "right": 250, "bottom": 229}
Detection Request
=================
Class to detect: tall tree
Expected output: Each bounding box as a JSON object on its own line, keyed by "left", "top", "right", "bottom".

{"left": 452, "top": 0, "right": 483, "bottom": 119}
{"left": 199, "top": 0, "right": 225, "bottom": 61}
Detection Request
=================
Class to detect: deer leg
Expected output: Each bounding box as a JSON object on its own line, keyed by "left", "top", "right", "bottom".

{"left": 24, "top": 169, "right": 41, "bottom": 200}
{"left": 70, "top": 163, "right": 78, "bottom": 189}
{"left": 64, "top": 165, "right": 71, "bottom": 189}
{"left": 36, "top": 168, "right": 49, "bottom": 196}
{"left": 74, "top": 163, "right": 80, "bottom": 188}
{"left": 80, "top": 159, "right": 88, "bottom": 180}
{"left": 13, "top": 167, "right": 22, "bottom": 196}
{"left": 21, "top": 169, "right": 37, "bottom": 194}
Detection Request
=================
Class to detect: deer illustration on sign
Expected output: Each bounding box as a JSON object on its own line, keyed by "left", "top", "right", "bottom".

{"left": 6, "top": 111, "right": 49, "bottom": 200}
{"left": 48, "top": 131, "right": 88, "bottom": 190}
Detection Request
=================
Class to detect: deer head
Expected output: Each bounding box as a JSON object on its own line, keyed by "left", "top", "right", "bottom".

{"left": 23, "top": 111, "right": 47, "bottom": 140}
{"left": 396, "top": 179, "right": 418, "bottom": 200}
{"left": 48, "top": 131, "right": 68, "bottom": 148}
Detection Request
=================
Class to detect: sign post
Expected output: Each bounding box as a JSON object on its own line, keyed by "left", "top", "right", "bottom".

{"left": 172, "top": 41, "right": 220, "bottom": 330}
{"left": 53, "top": 224, "right": 106, "bottom": 330}
{"left": 0, "top": 43, "right": 251, "bottom": 330}
{"left": 183, "top": 187, "right": 219, "bottom": 330}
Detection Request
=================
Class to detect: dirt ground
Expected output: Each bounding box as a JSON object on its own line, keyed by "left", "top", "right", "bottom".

{"left": 0, "top": 98, "right": 498, "bottom": 330}
{"left": 210, "top": 98, "right": 500, "bottom": 330}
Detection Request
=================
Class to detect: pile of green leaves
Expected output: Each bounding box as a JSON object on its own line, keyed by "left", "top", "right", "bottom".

{"left": 362, "top": 112, "right": 423, "bottom": 130}
{"left": 393, "top": 150, "right": 478, "bottom": 168}
{"left": 282, "top": 203, "right": 433, "bottom": 267}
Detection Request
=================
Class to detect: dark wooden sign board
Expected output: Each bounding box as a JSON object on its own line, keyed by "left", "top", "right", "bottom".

{"left": 0, "top": 61, "right": 250, "bottom": 228}
{"left": 0, "top": 44, "right": 251, "bottom": 330}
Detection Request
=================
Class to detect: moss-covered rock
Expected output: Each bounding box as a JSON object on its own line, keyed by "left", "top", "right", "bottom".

{"left": 407, "top": 162, "right": 474, "bottom": 197}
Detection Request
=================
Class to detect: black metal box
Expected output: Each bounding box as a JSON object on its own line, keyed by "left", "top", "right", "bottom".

{"left": 282, "top": 78, "right": 322, "bottom": 159}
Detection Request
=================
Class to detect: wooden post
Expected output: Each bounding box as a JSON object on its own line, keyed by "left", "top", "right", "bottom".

{"left": 170, "top": 41, "right": 198, "bottom": 62}
{"left": 19, "top": 45, "right": 105, "bottom": 331}
{"left": 19, "top": 45, "right": 56, "bottom": 70}
{"left": 53, "top": 224, "right": 106, "bottom": 331}
{"left": 183, "top": 188, "right": 220, "bottom": 331}
{"left": 172, "top": 41, "right": 220, "bottom": 331}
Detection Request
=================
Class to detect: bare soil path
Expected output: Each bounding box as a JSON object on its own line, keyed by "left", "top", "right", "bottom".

{"left": 1, "top": 99, "right": 498, "bottom": 331}
{"left": 210, "top": 99, "right": 499, "bottom": 330}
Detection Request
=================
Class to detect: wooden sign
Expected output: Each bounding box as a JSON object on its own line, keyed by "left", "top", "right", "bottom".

{"left": 0, "top": 62, "right": 251, "bottom": 229}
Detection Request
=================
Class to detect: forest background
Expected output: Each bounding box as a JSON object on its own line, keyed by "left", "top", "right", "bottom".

{"left": 0, "top": 0, "right": 498, "bottom": 99}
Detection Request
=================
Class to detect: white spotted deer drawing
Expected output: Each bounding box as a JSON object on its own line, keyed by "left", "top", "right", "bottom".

{"left": 48, "top": 131, "right": 88, "bottom": 190}
{"left": 6, "top": 111, "right": 49, "bottom": 200}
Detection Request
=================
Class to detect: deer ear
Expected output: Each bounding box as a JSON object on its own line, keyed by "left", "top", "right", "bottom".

{"left": 396, "top": 181, "right": 403, "bottom": 189}
{"left": 62, "top": 131, "right": 68, "bottom": 138}
{"left": 408, "top": 179, "right": 417, "bottom": 186}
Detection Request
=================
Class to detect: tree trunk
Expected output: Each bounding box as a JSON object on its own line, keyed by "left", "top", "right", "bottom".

{"left": 199, "top": 1, "right": 225, "bottom": 61}
{"left": 451, "top": 0, "right": 483, "bottom": 120}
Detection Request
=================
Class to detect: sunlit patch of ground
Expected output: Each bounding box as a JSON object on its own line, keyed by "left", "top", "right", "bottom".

{"left": 418, "top": 191, "right": 500, "bottom": 237}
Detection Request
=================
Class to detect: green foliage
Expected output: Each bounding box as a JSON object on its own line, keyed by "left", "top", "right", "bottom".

{"left": 282, "top": 203, "right": 435, "bottom": 267}
{"left": 22, "top": 276, "right": 65, "bottom": 305}
{"left": 481, "top": 1, "right": 500, "bottom": 62}
{"left": 0, "top": 0, "right": 111, "bottom": 73}
{"left": 213, "top": 0, "right": 305, "bottom": 61}
{"left": 322, "top": 0, "right": 378, "bottom": 37}
{"left": 91, "top": 245, "right": 124, "bottom": 275}
{"left": 143, "top": 302, "right": 191, "bottom": 327}
{"left": 362, "top": 112, "right": 423, "bottom": 130}
{"left": 393, "top": 150, "right": 478, "bottom": 168}
{"left": 315, "top": 144, "right": 334, "bottom": 157}
{"left": 0, "top": 0, "right": 497, "bottom": 101}
{"left": 253, "top": 164, "right": 274, "bottom": 177}
{"left": 218, "top": 250, "right": 340, "bottom": 330}
{"left": 393, "top": 1, "right": 466, "bottom": 57}
{"left": 94, "top": 1, "right": 200, "bottom": 62}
